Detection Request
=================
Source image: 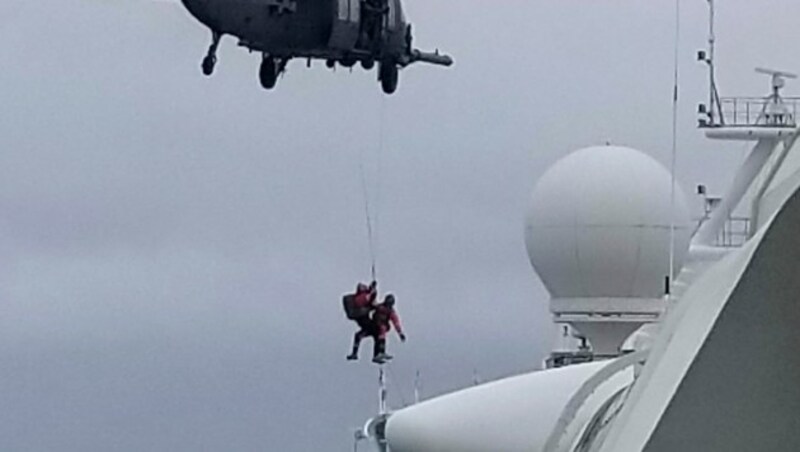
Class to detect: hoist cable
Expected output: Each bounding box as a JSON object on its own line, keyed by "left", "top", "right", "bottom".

{"left": 374, "top": 95, "right": 387, "bottom": 280}
{"left": 358, "top": 158, "right": 377, "bottom": 281}
{"left": 358, "top": 94, "right": 387, "bottom": 282}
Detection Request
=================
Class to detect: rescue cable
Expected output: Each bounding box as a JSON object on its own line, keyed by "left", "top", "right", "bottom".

{"left": 358, "top": 94, "right": 388, "bottom": 282}
{"left": 358, "top": 160, "right": 378, "bottom": 281}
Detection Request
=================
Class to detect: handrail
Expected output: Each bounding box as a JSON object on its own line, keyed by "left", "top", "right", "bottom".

{"left": 573, "top": 386, "right": 630, "bottom": 452}
{"left": 710, "top": 96, "right": 800, "bottom": 128}
{"left": 542, "top": 350, "right": 649, "bottom": 452}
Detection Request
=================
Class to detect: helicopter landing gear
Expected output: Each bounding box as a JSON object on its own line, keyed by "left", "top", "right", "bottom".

{"left": 379, "top": 61, "right": 399, "bottom": 95}
{"left": 361, "top": 59, "right": 375, "bottom": 70}
{"left": 202, "top": 31, "right": 221, "bottom": 76}
{"left": 202, "top": 55, "right": 216, "bottom": 76}
{"left": 259, "top": 55, "right": 287, "bottom": 90}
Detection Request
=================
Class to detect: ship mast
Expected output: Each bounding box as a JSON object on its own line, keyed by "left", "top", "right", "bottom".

{"left": 695, "top": 0, "right": 798, "bottom": 248}
{"left": 699, "top": 0, "right": 724, "bottom": 126}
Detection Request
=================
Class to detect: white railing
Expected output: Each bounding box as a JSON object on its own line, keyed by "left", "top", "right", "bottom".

{"left": 707, "top": 96, "right": 800, "bottom": 128}
{"left": 543, "top": 350, "right": 649, "bottom": 452}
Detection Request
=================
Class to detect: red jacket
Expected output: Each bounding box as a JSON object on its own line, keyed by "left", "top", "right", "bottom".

{"left": 353, "top": 287, "right": 377, "bottom": 310}
{"left": 373, "top": 305, "right": 403, "bottom": 337}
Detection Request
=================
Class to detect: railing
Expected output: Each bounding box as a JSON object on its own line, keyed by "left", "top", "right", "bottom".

{"left": 573, "top": 386, "right": 631, "bottom": 452}
{"left": 717, "top": 216, "right": 750, "bottom": 248}
{"left": 705, "top": 97, "right": 800, "bottom": 128}
{"left": 694, "top": 196, "right": 751, "bottom": 248}
{"left": 546, "top": 351, "right": 595, "bottom": 369}
{"left": 543, "top": 350, "right": 649, "bottom": 452}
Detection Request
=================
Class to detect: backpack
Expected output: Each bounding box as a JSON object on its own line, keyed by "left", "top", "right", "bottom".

{"left": 343, "top": 294, "right": 369, "bottom": 320}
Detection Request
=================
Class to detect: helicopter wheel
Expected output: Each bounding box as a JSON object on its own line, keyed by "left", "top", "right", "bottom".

{"left": 202, "top": 55, "right": 216, "bottom": 76}
{"left": 202, "top": 30, "right": 221, "bottom": 77}
{"left": 361, "top": 59, "right": 375, "bottom": 70}
{"left": 379, "top": 62, "right": 398, "bottom": 95}
{"left": 259, "top": 56, "right": 279, "bottom": 90}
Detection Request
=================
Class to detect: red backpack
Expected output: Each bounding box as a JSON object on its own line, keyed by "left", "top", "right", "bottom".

{"left": 342, "top": 294, "right": 369, "bottom": 320}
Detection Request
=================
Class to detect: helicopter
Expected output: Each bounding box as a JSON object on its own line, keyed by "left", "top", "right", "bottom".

{"left": 180, "top": 0, "right": 453, "bottom": 94}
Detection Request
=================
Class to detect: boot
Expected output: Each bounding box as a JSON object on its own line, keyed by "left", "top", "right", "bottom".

{"left": 372, "top": 338, "right": 392, "bottom": 363}
{"left": 347, "top": 341, "right": 360, "bottom": 361}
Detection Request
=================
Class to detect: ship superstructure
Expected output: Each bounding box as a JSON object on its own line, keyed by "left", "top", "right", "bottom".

{"left": 357, "top": 2, "right": 800, "bottom": 450}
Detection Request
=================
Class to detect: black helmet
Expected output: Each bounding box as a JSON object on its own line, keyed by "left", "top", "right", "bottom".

{"left": 384, "top": 294, "right": 396, "bottom": 307}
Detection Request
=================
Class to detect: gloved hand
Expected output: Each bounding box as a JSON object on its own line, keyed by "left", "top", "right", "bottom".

{"left": 369, "top": 280, "right": 378, "bottom": 290}
{"left": 399, "top": 333, "right": 407, "bottom": 342}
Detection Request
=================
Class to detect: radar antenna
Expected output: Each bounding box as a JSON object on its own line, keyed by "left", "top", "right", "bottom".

{"left": 756, "top": 67, "right": 797, "bottom": 101}
{"left": 754, "top": 68, "right": 797, "bottom": 126}
{"left": 696, "top": 2, "right": 798, "bottom": 129}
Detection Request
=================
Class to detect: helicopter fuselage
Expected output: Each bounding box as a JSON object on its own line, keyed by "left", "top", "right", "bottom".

{"left": 180, "top": 0, "right": 408, "bottom": 61}
{"left": 179, "top": 0, "right": 451, "bottom": 94}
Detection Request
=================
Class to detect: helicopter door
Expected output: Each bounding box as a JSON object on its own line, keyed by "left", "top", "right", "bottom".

{"left": 329, "top": 0, "right": 360, "bottom": 50}
{"left": 386, "top": 0, "right": 397, "bottom": 31}
{"left": 385, "top": 0, "right": 405, "bottom": 32}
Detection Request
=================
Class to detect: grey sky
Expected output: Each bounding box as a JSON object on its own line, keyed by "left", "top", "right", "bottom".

{"left": 1, "top": 0, "right": 799, "bottom": 450}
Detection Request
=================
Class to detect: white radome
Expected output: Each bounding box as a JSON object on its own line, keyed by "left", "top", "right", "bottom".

{"left": 525, "top": 145, "right": 692, "bottom": 300}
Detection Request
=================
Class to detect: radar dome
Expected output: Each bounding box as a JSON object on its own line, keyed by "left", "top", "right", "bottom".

{"left": 525, "top": 145, "right": 692, "bottom": 300}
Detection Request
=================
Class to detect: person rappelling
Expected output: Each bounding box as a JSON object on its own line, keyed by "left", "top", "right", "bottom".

{"left": 344, "top": 280, "right": 377, "bottom": 328}
{"left": 344, "top": 281, "right": 378, "bottom": 358}
{"left": 344, "top": 96, "right": 408, "bottom": 365}
{"left": 371, "top": 293, "right": 406, "bottom": 363}
{"left": 344, "top": 286, "right": 406, "bottom": 364}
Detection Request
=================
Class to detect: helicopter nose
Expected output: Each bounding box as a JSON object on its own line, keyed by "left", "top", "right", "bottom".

{"left": 180, "top": 0, "right": 212, "bottom": 24}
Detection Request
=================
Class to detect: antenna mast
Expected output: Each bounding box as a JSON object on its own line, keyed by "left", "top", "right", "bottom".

{"left": 378, "top": 365, "right": 387, "bottom": 414}
{"left": 701, "top": 0, "right": 724, "bottom": 126}
{"left": 708, "top": 0, "right": 716, "bottom": 121}
{"left": 414, "top": 370, "right": 421, "bottom": 404}
{"left": 359, "top": 365, "right": 394, "bottom": 451}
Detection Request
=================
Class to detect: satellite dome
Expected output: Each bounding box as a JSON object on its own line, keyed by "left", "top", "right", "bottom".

{"left": 525, "top": 145, "right": 692, "bottom": 300}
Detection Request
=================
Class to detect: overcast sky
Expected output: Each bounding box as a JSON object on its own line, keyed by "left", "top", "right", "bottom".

{"left": 1, "top": 0, "right": 799, "bottom": 450}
